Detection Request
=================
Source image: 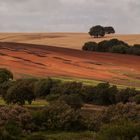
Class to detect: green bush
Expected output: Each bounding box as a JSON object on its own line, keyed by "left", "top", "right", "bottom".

{"left": 81, "top": 85, "right": 96, "bottom": 103}
{"left": 34, "top": 78, "right": 53, "bottom": 98}
{"left": 82, "top": 39, "right": 140, "bottom": 56}
{"left": 111, "top": 45, "right": 129, "bottom": 54}
{"left": 59, "top": 94, "right": 84, "bottom": 110}
{"left": 0, "top": 81, "right": 15, "bottom": 98}
{"left": 82, "top": 42, "right": 98, "bottom": 51}
{"left": 131, "top": 94, "right": 140, "bottom": 104}
{"left": 102, "top": 103, "right": 140, "bottom": 123}
{"left": 5, "top": 83, "right": 35, "bottom": 105}
{"left": 91, "top": 83, "right": 118, "bottom": 105}
{"left": 96, "top": 120, "right": 140, "bottom": 140}
{"left": 53, "top": 81, "right": 83, "bottom": 95}
{"left": 116, "top": 88, "right": 137, "bottom": 104}
{"left": 0, "top": 68, "right": 13, "bottom": 83}
{"left": 32, "top": 101, "right": 86, "bottom": 131}
{"left": 0, "top": 106, "right": 32, "bottom": 132}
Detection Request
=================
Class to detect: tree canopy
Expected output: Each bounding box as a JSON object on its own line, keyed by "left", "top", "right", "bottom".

{"left": 0, "top": 68, "right": 13, "bottom": 83}
{"left": 89, "top": 25, "right": 115, "bottom": 38}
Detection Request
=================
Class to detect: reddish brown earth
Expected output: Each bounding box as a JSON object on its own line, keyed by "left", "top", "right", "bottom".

{"left": 0, "top": 42, "right": 140, "bottom": 87}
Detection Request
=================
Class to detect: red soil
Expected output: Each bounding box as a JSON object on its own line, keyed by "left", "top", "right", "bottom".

{"left": 0, "top": 42, "right": 140, "bottom": 86}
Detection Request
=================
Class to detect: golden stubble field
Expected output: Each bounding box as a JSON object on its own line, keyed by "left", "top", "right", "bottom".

{"left": 0, "top": 33, "right": 140, "bottom": 49}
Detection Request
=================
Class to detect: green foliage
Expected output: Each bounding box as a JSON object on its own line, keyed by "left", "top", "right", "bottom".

{"left": 59, "top": 94, "right": 84, "bottom": 110}
{"left": 83, "top": 83, "right": 118, "bottom": 105}
{"left": 51, "top": 81, "right": 83, "bottom": 95}
{"left": 111, "top": 45, "right": 129, "bottom": 54}
{"left": 0, "top": 81, "right": 15, "bottom": 98}
{"left": 89, "top": 25, "right": 105, "bottom": 38}
{"left": 0, "top": 68, "right": 13, "bottom": 83}
{"left": 82, "top": 42, "right": 98, "bottom": 51}
{"left": 5, "top": 82, "right": 35, "bottom": 105}
{"left": 82, "top": 38, "right": 140, "bottom": 56}
{"left": 102, "top": 103, "right": 140, "bottom": 122}
{"left": 0, "top": 106, "right": 32, "bottom": 131}
{"left": 34, "top": 78, "right": 53, "bottom": 98}
{"left": 32, "top": 101, "right": 86, "bottom": 131}
{"left": 116, "top": 88, "right": 137, "bottom": 103}
{"left": 4, "top": 121, "right": 22, "bottom": 138}
{"left": 96, "top": 120, "right": 140, "bottom": 140}
{"left": 93, "top": 83, "right": 117, "bottom": 105}
{"left": 131, "top": 94, "right": 140, "bottom": 104}
{"left": 104, "top": 26, "right": 115, "bottom": 34}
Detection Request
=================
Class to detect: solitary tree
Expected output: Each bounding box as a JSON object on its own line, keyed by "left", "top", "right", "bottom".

{"left": 5, "top": 83, "right": 35, "bottom": 105}
{"left": 104, "top": 26, "right": 115, "bottom": 34}
{"left": 89, "top": 25, "right": 105, "bottom": 38}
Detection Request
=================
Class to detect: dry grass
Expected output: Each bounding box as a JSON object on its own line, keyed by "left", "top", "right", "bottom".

{"left": 0, "top": 33, "right": 140, "bottom": 50}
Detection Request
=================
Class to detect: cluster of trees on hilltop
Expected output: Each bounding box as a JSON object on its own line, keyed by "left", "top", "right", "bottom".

{"left": 0, "top": 68, "right": 140, "bottom": 139}
{"left": 82, "top": 39, "right": 140, "bottom": 55}
{"left": 89, "top": 25, "right": 115, "bottom": 38}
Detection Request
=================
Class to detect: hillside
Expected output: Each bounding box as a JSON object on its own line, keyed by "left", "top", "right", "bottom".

{"left": 0, "top": 42, "right": 140, "bottom": 87}
{"left": 0, "top": 33, "right": 140, "bottom": 50}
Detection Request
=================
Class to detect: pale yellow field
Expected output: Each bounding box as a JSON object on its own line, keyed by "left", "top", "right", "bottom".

{"left": 0, "top": 33, "right": 140, "bottom": 50}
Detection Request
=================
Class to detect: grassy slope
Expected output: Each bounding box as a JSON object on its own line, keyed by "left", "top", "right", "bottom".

{"left": 24, "top": 131, "right": 96, "bottom": 140}
{"left": 53, "top": 76, "right": 140, "bottom": 90}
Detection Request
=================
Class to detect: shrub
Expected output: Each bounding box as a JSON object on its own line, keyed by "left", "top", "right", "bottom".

{"left": 32, "top": 101, "right": 86, "bottom": 131}
{"left": 96, "top": 120, "right": 140, "bottom": 140}
{"left": 0, "top": 106, "right": 32, "bottom": 131}
{"left": 55, "top": 81, "right": 83, "bottom": 95}
{"left": 5, "top": 83, "right": 35, "bottom": 105}
{"left": 116, "top": 88, "right": 137, "bottom": 104}
{"left": 97, "top": 40, "right": 109, "bottom": 52}
{"left": 34, "top": 78, "right": 53, "bottom": 98}
{"left": 131, "top": 94, "right": 140, "bottom": 104}
{"left": 59, "top": 94, "right": 84, "bottom": 110}
{"left": 4, "top": 121, "right": 22, "bottom": 138}
{"left": 102, "top": 103, "right": 140, "bottom": 123}
{"left": 111, "top": 45, "right": 129, "bottom": 54}
{"left": 82, "top": 42, "right": 98, "bottom": 51}
{"left": 0, "top": 81, "right": 15, "bottom": 98}
{"left": 0, "top": 68, "right": 13, "bottom": 83}
{"left": 16, "top": 78, "right": 38, "bottom": 92}
{"left": 82, "top": 38, "right": 140, "bottom": 56}
{"left": 81, "top": 85, "right": 96, "bottom": 103}
{"left": 131, "top": 46, "right": 140, "bottom": 55}
{"left": 91, "top": 83, "right": 118, "bottom": 105}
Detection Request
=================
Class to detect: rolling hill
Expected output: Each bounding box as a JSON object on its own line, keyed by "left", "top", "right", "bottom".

{"left": 0, "top": 40, "right": 140, "bottom": 88}
{"left": 0, "top": 33, "right": 140, "bottom": 50}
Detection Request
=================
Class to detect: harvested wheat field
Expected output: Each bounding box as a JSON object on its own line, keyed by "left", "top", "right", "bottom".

{"left": 0, "top": 41, "right": 140, "bottom": 87}
{"left": 0, "top": 33, "right": 140, "bottom": 50}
